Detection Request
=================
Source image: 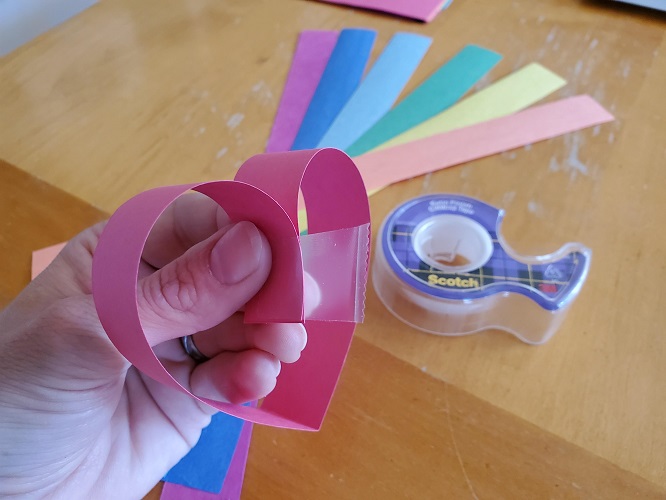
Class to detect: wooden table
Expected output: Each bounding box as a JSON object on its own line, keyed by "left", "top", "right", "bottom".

{"left": 1, "top": 158, "right": 662, "bottom": 500}
{"left": 1, "top": 0, "right": 665, "bottom": 496}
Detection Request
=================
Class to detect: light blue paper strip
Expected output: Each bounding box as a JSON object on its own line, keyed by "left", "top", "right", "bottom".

{"left": 316, "top": 33, "right": 432, "bottom": 151}
{"left": 346, "top": 44, "right": 502, "bottom": 157}
{"left": 290, "top": 28, "right": 376, "bottom": 151}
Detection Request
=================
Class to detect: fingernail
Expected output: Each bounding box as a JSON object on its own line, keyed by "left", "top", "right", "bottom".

{"left": 210, "top": 222, "right": 263, "bottom": 284}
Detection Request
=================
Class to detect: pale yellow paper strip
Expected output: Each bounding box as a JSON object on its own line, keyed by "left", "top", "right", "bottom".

{"left": 291, "top": 64, "right": 566, "bottom": 229}
{"left": 365, "top": 63, "right": 566, "bottom": 154}
{"left": 297, "top": 209, "right": 308, "bottom": 234}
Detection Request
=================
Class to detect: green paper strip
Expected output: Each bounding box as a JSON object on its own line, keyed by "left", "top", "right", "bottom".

{"left": 364, "top": 63, "right": 567, "bottom": 154}
{"left": 346, "top": 44, "right": 502, "bottom": 157}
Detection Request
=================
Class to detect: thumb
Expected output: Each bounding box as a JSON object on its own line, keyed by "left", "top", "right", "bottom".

{"left": 138, "top": 221, "right": 271, "bottom": 346}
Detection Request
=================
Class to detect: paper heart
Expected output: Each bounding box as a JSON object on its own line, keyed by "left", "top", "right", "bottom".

{"left": 92, "top": 148, "right": 370, "bottom": 430}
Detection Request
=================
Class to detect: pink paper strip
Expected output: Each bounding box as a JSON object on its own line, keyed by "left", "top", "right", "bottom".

{"left": 31, "top": 242, "right": 66, "bottom": 279}
{"left": 354, "top": 95, "right": 614, "bottom": 192}
{"left": 265, "top": 31, "right": 339, "bottom": 153}
{"left": 160, "top": 417, "right": 255, "bottom": 500}
{"left": 92, "top": 149, "right": 370, "bottom": 431}
{"left": 316, "top": 0, "right": 447, "bottom": 22}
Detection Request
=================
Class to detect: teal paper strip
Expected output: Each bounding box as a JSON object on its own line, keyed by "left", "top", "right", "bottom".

{"left": 346, "top": 44, "right": 502, "bottom": 157}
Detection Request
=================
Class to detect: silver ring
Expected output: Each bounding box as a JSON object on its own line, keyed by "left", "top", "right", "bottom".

{"left": 180, "top": 335, "right": 209, "bottom": 363}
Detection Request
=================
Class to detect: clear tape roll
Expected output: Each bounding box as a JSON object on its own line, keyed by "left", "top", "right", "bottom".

{"left": 372, "top": 194, "right": 591, "bottom": 345}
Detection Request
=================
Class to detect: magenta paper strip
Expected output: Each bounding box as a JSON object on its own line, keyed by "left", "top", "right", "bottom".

{"left": 355, "top": 95, "right": 614, "bottom": 192}
{"left": 265, "top": 31, "right": 338, "bottom": 153}
{"left": 316, "top": 0, "right": 447, "bottom": 22}
{"left": 160, "top": 419, "right": 255, "bottom": 500}
{"left": 92, "top": 149, "right": 370, "bottom": 431}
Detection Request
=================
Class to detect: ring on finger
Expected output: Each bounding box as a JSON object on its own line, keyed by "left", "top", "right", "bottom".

{"left": 180, "top": 335, "right": 210, "bottom": 363}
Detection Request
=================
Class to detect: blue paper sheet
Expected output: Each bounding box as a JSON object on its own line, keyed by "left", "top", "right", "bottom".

{"left": 163, "top": 411, "right": 245, "bottom": 493}
{"left": 346, "top": 44, "right": 502, "bottom": 157}
{"left": 316, "top": 32, "right": 432, "bottom": 151}
{"left": 290, "top": 28, "right": 376, "bottom": 150}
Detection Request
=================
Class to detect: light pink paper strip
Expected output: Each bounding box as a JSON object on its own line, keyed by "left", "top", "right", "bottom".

{"left": 354, "top": 95, "right": 614, "bottom": 192}
{"left": 316, "top": 0, "right": 447, "bottom": 22}
{"left": 265, "top": 31, "right": 339, "bottom": 153}
{"left": 92, "top": 149, "right": 370, "bottom": 431}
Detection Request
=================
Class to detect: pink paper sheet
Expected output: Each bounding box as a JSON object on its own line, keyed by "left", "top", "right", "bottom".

{"left": 355, "top": 95, "right": 614, "bottom": 192}
{"left": 316, "top": 0, "right": 447, "bottom": 22}
{"left": 265, "top": 31, "right": 338, "bottom": 153}
{"left": 92, "top": 149, "right": 370, "bottom": 431}
{"left": 31, "top": 242, "right": 66, "bottom": 279}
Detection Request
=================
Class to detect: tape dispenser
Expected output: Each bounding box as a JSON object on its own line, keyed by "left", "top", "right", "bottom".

{"left": 372, "top": 194, "right": 591, "bottom": 344}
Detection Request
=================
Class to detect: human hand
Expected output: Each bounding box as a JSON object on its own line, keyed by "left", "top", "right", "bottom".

{"left": 0, "top": 193, "right": 307, "bottom": 499}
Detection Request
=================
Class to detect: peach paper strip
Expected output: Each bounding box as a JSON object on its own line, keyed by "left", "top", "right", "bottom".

{"left": 31, "top": 242, "right": 66, "bottom": 279}
{"left": 355, "top": 95, "right": 614, "bottom": 193}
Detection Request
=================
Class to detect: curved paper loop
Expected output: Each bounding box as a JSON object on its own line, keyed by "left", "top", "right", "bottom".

{"left": 92, "top": 148, "right": 370, "bottom": 430}
{"left": 236, "top": 148, "right": 370, "bottom": 235}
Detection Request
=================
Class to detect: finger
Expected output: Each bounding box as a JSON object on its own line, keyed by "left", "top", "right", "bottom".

{"left": 193, "top": 316, "right": 307, "bottom": 363}
{"left": 138, "top": 221, "right": 271, "bottom": 345}
{"left": 190, "top": 349, "right": 281, "bottom": 404}
{"left": 143, "top": 192, "right": 230, "bottom": 269}
{"left": 303, "top": 272, "right": 322, "bottom": 318}
{"left": 190, "top": 271, "right": 318, "bottom": 361}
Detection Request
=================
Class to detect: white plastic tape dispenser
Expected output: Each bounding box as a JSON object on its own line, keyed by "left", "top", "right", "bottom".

{"left": 372, "top": 194, "right": 591, "bottom": 344}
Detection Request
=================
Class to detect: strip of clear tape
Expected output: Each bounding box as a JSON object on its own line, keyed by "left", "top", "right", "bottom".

{"left": 300, "top": 223, "right": 370, "bottom": 323}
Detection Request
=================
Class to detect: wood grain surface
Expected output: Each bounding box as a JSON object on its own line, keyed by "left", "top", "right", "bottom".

{"left": 1, "top": 157, "right": 662, "bottom": 497}
{"left": 0, "top": 160, "right": 106, "bottom": 308}
{"left": 1, "top": 0, "right": 665, "bottom": 493}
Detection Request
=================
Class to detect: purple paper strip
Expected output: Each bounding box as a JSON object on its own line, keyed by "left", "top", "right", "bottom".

{"left": 265, "top": 30, "right": 339, "bottom": 153}
{"left": 161, "top": 419, "right": 255, "bottom": 500}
